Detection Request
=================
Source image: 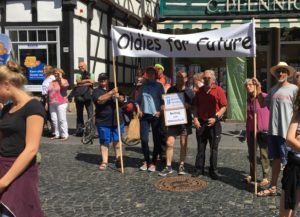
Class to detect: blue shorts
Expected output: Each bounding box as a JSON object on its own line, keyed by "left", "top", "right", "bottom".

{"left": 97, "top": 124, "right": 124, "bottom": 145}
{"left": 268, "top": 135, "right": 289, "bottom": 165}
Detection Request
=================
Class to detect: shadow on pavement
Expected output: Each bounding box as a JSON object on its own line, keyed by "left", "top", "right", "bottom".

{"left": 75, "top": 152, "right": 143, "bottom": 169}
{"left": 217, "top": 167, "right": 254, "bottom": 193}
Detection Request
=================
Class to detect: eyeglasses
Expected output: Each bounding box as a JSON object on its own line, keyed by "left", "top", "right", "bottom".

{"left": 275, "top": 68, "right": 288, "bottom": 74}
{"left": 203, "top": 77, "right": 212, "bottom": 80}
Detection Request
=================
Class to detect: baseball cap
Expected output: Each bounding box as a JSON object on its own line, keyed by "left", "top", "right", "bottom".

{"left": 98, "top": 73, "right": 108, "bottom": 81}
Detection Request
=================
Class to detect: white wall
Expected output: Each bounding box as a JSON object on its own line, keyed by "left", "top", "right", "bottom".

{"left": 113, "top": 0, "right": 141, "bottom": 17}
{"left": 6, "top": 1, "right": 32, "bottom": 22}
{"left": 91, "top": 9, "right": 100, "bottom": 32}
{"left": 93, "top": 62, "right": 106, "bottom": 80}
{"left": 73, "top": 18, "right": 87, "bottom": 71}
{"left": 37, "top": 0, "right": 62, "bottom": 22}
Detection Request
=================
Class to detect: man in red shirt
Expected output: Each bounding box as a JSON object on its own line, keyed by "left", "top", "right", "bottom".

{"left": 192, "top": 70, "right": 227, "bottom": 180}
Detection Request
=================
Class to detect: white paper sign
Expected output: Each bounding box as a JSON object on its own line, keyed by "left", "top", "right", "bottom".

{"left": 111, "top": 22, "right": 256, "bottom": 58}
{"left": 163, "top": 93, "right": 187, "bottom": 126}
{"left": 165, "top": 108, "right": 187, "bottom": 126}
{"left": 164, "top": 93, "right": 185, "bottom": 110}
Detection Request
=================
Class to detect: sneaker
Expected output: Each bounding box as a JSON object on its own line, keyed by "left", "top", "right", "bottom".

{"left": 147, "top": 164, "right": 156, "bottom": 172}
{"left": 178, "top": 165, "right": 187, "bottom": 175}
{"left": 159, "top": 167, "right": 173, "bottom": 176}
{"left": 139, "top": 162, "right": 147, "bottom": 171}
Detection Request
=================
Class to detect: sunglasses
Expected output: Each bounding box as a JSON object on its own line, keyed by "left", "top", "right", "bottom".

{"left": 203, "top": 77, "right": 212, "bottom": 80}
{"left": 275, "top": 68, "right": 288, "bottom": 74}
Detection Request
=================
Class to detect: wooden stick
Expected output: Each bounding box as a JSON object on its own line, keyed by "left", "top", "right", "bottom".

{"left": 252, "top": 17, "right": 257, "bottom": 195}
{"left": 113, "top": 56, "right": 124, "bottom": 174}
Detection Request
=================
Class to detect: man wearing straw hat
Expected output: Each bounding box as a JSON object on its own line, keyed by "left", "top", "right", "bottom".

{"left": 255, "top": 62, "right": 298, "bottom": 196}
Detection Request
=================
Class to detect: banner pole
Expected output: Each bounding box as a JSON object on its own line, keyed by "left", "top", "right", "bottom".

{"left": 113, "top": 56, "right": 124, "bottom": 174}
{"left": 252, "top": 17, "right": 258, "bottom": 195}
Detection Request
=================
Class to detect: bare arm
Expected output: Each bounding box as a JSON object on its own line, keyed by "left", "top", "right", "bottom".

{"left": 0, "top": 115, "right": 44, "bottom": 191}
{"left": 58, "top": 78, "right": 69, "bottom": 89}
{"left": 207, "top": 106, "right": 227, "bottom": 127}
{"left": 97, "top": 88, "right": 118, "bottom": 104}
{"left": 286, "top": 113, "right": 300, "bottom": 152}
{"left": 192, "top": 104, "right": 201, "bottom": 129}
{"left": 76, "top": 79, "right": 94, "bottom": 86}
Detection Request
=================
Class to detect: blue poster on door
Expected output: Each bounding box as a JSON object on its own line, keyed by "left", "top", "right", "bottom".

{"left": 24, "top": 56, "right": 45, "bottom": 81}
{"left": 0, "top": 34, "right": 12, "bottom": 65}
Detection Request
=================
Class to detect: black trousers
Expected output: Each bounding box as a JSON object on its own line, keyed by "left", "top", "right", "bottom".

{"left": 195, "top": 121, "right": 222, "bottom": 173}
{"left": 75, "top": 99, "right": 93, "bottom": 129}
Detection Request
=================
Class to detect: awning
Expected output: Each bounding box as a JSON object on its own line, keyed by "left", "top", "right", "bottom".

{"left": 157, "top": 18, "right": 300, "bottom": 30}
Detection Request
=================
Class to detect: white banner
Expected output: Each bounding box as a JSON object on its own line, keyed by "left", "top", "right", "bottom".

{"left": 111, "top": 22, "right": 256, "bottom": 58}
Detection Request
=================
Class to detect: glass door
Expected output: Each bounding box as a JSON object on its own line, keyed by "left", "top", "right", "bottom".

{"left": 18, "top": 44, "right": 48, "bottom": 84}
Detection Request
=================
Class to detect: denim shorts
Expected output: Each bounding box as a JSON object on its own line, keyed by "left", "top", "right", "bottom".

{"left": 268, "top": 135, "right": 289, "bottom": 165}
{"left": 96, "top": 124, "right": 124, "bottom": 145}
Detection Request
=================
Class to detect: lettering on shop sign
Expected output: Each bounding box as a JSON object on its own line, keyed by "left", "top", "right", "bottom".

{"left": 207, "top": 0, "right": 300, "bottom": 13}
{"left": 111, "top": 22, "right": 256, "bottom": 58}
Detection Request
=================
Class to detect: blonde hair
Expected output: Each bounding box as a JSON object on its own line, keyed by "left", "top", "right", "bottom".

{"left": 54, "top": 68, "right": 65, "bottom": 76}
{"left": 0, "top": 61, "right": 27, "bottom": 88}
{"left": 43, "top": 65, "right": 54, "bottom": 77}
{"left": 193, "top": 72, "right": 203, "bottom": 81}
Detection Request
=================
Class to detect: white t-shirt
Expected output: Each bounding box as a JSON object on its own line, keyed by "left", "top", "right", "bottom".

{"left": 265, "top": 83, "right": 298, "bottom": 139}
{"left": 41, "top": 75, "right": 55, "bottom": 95}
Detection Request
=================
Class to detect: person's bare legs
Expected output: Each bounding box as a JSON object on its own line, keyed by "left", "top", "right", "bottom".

{"left": 270, "top": 159, "right": 281, "bottom": 187}
{"left": 258, "top": 158, "right": 281, "bottom": 196}
{"left": 179, "top": 135, "right": 188, "bottom": 164}
{"left": 113, "top": 141, "right": 120, "bottom": 160}
{"left": 279, "top": 190, "right": 300, "bottom": 217}
{"left": 100, "top": 144, "right": 109, "bottom": 163}
{"left": 166, "top": 136, "right": 175, "bottom": 166}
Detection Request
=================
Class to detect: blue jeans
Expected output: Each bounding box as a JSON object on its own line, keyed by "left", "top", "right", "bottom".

{"left": 140, "top": 114, "right": 162, "bottom": 165}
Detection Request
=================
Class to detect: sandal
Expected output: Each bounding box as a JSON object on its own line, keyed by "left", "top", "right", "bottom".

{"left": 242, "top": 175, "right": 253, "bottom": 183}
{"left": 99, "top": 162, "right": 108, "bottom": 171}
{"left": 259, "top": 178, "right": 270, "bottom": 187}
{"left": 257, "top": 186, "right": 277, "bottom": 197}
{"left": 50, "top": 136, "right": 59, "bottom": 140}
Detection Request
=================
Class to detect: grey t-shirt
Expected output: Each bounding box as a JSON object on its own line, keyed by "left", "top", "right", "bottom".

{"left": 265, "top": 83, "right": 298, "bottom": 138}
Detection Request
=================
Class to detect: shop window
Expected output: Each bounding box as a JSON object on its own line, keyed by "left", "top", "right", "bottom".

{"left": 29, "top": 31, "right": 37, "bottom": 41}
{"left": 38, "top": 30, "right": 46, "bottom": 41}
{"left": 19, "top": 31, "right": 27, "bottom": 42}
{"left": 256, "top": 30, "right": 269, "bottom": 46}
{"left": 281, "top": 44, "right": 300, "bottom": 70}
{"left": 47, "top": 30, "right": 56, "bottom": 41}
{"left": 9, "top": 31, "right": 18, "bottom": 42}
{"left": 281, "top": 28, "right": 300, "bottom": 41}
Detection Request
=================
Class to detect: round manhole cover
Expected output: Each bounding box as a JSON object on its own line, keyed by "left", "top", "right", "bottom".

{"left": 154, "top": 176, "right": 208, "bottom": 192}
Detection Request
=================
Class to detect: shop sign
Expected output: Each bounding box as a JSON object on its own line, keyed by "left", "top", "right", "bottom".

{"left": 111, "top": 22, "right": 256, "bottom": 58}
{"left": 207, "top": 0, "right": 300, "bottom": 13}
{"left": 161, "top": 0, "right": 300, "bottom": 16}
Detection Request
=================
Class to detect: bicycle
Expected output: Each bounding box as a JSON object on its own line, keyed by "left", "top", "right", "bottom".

{"left": 81, "top": 111, "right": 140, "bottom": 146}
{"left": 81, "top": 116, "right": 97, "bottom": 145}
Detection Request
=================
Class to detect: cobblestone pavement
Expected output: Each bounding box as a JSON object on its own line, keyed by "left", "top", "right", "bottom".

{"left": 39, "top": 114, "right": 282, "bottom": 217}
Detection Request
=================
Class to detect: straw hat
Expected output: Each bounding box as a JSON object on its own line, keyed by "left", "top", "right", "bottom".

{"left": 270, "top": 62, "right": 295, "bottom": 77}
